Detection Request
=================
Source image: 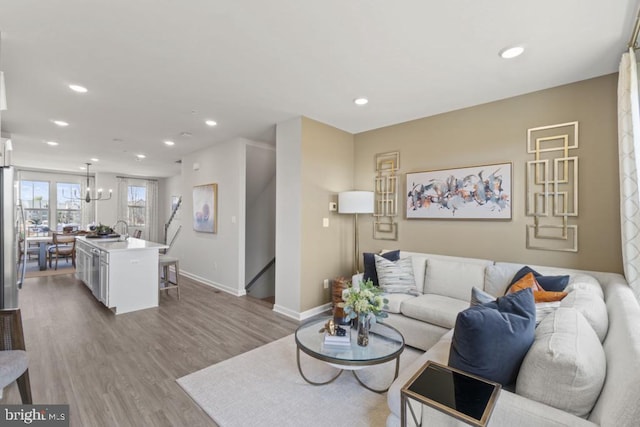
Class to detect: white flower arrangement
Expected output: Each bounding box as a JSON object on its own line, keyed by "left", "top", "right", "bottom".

{"left": 341, "top": 279, "right": 389, "bottom": 323}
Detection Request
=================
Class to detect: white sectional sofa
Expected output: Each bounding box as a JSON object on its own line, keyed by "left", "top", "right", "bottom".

{"left": 354, "top": 251, "right": 640, "bottom": 427}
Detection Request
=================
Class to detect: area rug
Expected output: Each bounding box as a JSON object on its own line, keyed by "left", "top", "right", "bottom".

{"left": 177, "top": 334, "right": 421, "bottom": 427}
{"left": 25, "top": 262, "right": 75, "bottom": 278}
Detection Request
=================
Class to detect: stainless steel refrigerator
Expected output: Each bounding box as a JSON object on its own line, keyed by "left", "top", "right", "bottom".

{"left": 0, "top": 165, "right": 24, "bottom": 309}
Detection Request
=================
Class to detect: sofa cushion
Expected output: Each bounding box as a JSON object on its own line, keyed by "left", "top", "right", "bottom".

{"left": 375, "top": 255, "right": 419, "bottom": 295}
{"left": 510, "top": 266, "right": 570, "bottom": 292}
{"left": 560, "top": 289, "right": 608, "bottom": 342}
{"left": 564, "top": 274, "right": 604, "bottom": 299}
{"left": 516, "top": 308, "right": 606, "bottom": 418}
{"left": 448, "top": 288, "right": 536, "bottom": 386}
{"left": 401, "top": 294, "right": 469, "bottom": 329}
{"left": 424, "top": 258, "right": 486, "bottom": 301}
{"left": 470, "top": 286, "right": 495, "bottom": 306}
{"left": 382, "top": 293, "right": 416, "bottom": 314}
{"left": 363, "top": 250, "right": 399, "bottom": 286}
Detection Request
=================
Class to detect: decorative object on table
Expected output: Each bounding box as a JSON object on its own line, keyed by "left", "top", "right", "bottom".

{"left": 319, "top": 318, "right": 337, "bottom": 335}
{"left": 526, "top": 121, "right": 579, "bottom": 252}
{"left": 342, "top": 279, "right": 388, "bottom": 347}
{"left": 374, "top": 151, "right": 399, "bottom": 240}
{"left": 193, "top": 184, "right": 217, "bottom": 233}
{"left": 406, "top": 162, "right": 511, "bottom": 219}
{"left": 338, "top": 191, "right": 374, "bottom": 273}
{"left": 320, "top": 321, "right": 351, "bottom": 346}
{"left": 331, "top": 277, "right": 350, "bottom": 325}
{"left": 94, "top": 223, "right": 113, "bottom": 235}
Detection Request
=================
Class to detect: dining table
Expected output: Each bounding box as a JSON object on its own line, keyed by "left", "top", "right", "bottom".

{"left": 25, "top": 235, "right": 53, "bottom": 271}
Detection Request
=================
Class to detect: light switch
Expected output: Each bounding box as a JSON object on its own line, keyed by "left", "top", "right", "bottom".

{"left": 322, "top": 217, "right": 329, "bottom": 227}
{"left": 329, "top": 202, "right": 337, "bottom": 211}
{"left": 231, "top": 216, "right": 237, "bottom": 224}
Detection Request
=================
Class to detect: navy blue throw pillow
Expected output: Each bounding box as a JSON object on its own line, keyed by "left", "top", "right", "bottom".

{"left": 448, "top": 288, "right": 536, "bottom": 386}
{"left": 508, "top": 266, "right": 569, "bottom": 293}
{"left": 363, "top": 250, "right": 400, "bottom": 286}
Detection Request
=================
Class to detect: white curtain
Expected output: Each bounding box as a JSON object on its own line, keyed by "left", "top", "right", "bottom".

{"left": 146, "top": 180, "right": 159, "bottom": 242}
{"left": 116, "top": 177, "right": 128, "bottom": 224}
{"left": 116, "top": 177, "right": 158, "bottom": 242}
{"left": 618, "top": 48, "right": 640, "bottom": 302}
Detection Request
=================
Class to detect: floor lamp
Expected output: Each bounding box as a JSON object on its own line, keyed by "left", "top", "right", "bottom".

{"left": 338, "top": 191, "right": 374, "bottom": 274}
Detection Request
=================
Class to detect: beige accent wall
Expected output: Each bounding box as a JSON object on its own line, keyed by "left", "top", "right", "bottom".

{"left": 300, "top": 117, "right": 355, "bottom": 311}
{"left": 353, "top": 74, "right": 622, "bottom": 273}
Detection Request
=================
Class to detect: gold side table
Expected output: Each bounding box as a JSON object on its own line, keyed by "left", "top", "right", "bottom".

{"left": 401, "top": 361, "right": 501, "bottom": 427}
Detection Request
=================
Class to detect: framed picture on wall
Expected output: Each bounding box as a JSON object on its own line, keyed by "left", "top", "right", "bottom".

{"left": 193, "top": 184, "right": 218, "bottom": 233}
{"left": 406, "top": 162, "right": 512, "bottom": 220}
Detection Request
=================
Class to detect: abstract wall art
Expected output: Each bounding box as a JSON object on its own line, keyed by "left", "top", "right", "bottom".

{"left": 406, "top": 163, "right": 512, "bottom": 220}
{"left": 193, "top": 183, "right": 217, "bottom": 233}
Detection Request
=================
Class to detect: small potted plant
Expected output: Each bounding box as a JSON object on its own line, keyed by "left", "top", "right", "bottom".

{"left": 95, "top": 223, "right": 113, "bottom": 235}
{"left": 341, "top": 279, "right": 388, "bottom": 346}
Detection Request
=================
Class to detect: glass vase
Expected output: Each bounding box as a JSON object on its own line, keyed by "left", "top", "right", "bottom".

{"left": 357, "top": 313, "right": 370, "bottom": 347}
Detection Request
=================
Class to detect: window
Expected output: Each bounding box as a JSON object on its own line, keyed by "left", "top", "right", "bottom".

{"left": 128, "top": 185, "right": 146, "bottom": 227}
{"left": 20, "top": 180, "right": 50, "bottom": 236}
{"left": 56, "top": 183, "right": 82, "bottom": 231}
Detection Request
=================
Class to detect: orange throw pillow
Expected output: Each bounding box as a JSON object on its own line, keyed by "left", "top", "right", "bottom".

{"left": 533, "top": 290, "right": 568, "bottom": 302}
{"left": 507, "top": 272, "right": 568, "bottom": 303}
{"left": 507, "top": 272, "right": 543, "bottom": 293}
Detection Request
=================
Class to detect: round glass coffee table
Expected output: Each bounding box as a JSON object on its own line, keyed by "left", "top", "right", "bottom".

{"left": 295, "top": 316, "right": 405, "bottom": 393}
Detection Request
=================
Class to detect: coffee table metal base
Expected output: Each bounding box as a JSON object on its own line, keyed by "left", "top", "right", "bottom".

{"left": 296, "top": 346, "right": 401, "bottom": 393}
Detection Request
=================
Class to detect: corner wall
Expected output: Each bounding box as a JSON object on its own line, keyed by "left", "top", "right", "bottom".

{"left": 171, "top": 137, "right": 246, "bottom": 295}
{"left": 354, "top": 74, "right": 622, "bottom": 273}
{"left": 275, "top": 116, "right": 355, "bottom": 317}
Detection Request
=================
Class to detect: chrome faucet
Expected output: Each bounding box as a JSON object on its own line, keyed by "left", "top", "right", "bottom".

{"left": 112, "top": 220, "right": 129, "bottom": 240}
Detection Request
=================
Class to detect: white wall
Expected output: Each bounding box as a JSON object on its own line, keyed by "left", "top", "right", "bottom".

{"left": 274, "top": 117, "right": 303, "bottom": 317}
{"left": 171, "top": 137, "right": 247, "bottom": 296}
{"left": 94, "top": 172, "right": 118, "bottom": 227}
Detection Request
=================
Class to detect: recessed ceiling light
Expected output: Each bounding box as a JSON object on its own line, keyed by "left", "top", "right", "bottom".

{"left": 79, "top": 165, "right": 86, "bottom": 170}
{"left": 46, "top": 141, "right": 59, "bottom": 146}
{"left": 164, "top": 140, "right": 175, "bottom": 146}
{"left": 499, "top": 46, "right": 524, "bottom": 59}
{"left": 136, "top": 154, "right": 146, "bottom": 159}
{"left": 69, "top": 84, "right": 88, "bottom": 93}
{"left": 90, "top": 158, "right": 99, "bottom": 162}
{"left": 205, "top": 119, "right": 217, "bottom": 127}
{"left": 354, "top": 97, "right": 369, "bottom": 106}
{"left": 52, "top": 120, "right": 69, "bottom": 127}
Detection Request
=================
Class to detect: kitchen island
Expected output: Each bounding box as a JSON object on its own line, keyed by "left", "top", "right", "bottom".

{"left": 75, "top": 236, "right": 169, "bottom": 314}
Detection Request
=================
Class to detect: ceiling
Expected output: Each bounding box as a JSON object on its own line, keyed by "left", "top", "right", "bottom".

{"left": 0, "top": 0, "right": 636, "bottom": 178}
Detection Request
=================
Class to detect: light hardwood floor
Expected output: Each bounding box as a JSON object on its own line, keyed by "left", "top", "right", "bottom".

{"left": 1, "top": 272, "right": 299, "bottom": 426}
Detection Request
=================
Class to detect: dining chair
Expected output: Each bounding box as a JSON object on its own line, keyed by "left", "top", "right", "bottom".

{"left": 0, "top": 309, "right": 32, "bottom": 404}
{"left": 48, "top": 233, "right": 76, "bottom": 270}
{"left": 18, "top": 238, "right": 37, "bottom": 263}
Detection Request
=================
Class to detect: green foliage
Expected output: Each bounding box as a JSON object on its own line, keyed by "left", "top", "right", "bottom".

{"left": 342, "top": 279, "right": 389, "bottom": 323}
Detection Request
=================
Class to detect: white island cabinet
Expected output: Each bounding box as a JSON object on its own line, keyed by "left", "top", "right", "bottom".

{"left": 75, "top": 236, "right": 168, "bottom": 314}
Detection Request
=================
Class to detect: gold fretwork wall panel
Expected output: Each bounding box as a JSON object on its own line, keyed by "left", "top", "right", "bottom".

{"left": 374, "top": 151, "right": 399, "bottom": 240}
{"left": 526, "top": 122, "right": 579, "bottom": 252}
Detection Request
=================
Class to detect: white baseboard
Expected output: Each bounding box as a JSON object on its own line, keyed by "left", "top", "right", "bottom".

{"left": 273, "top": 302, "right": 332, "bottom": 321}
{"left": 180, "top": 270, "right": 246, "bottom": 297}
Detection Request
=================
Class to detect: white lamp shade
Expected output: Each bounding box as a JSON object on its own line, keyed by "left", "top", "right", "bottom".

{"left": 338, "top": 191, "right": 374, "bottom": 214}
